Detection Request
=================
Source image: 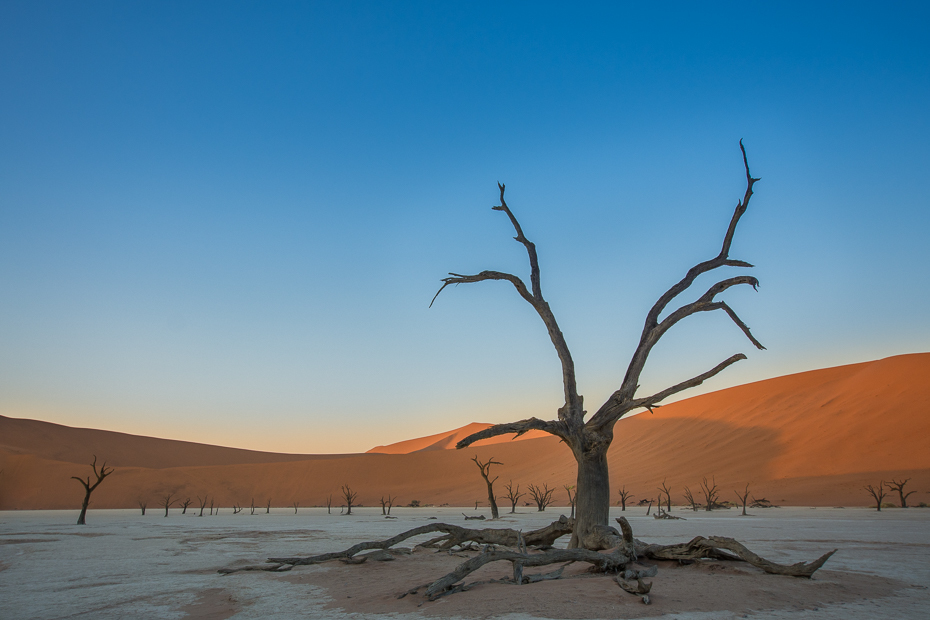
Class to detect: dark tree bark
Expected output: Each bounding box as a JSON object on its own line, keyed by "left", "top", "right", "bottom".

{"left": 342, "top": 484, "right": 358, "bottom": 515}
{"left": 683, "top": 486, "right": 699, "bottom": 511}
{"left": 197, "top": 496, "right": 208, "bottom": 517}
{"left": 266, "top": 499, "right": 272, "bottom": 514}
{"left": 325, "top": 494, "right": 333, "bottom": 514}
{"left": 161, "top": 494, "right": 176, "bottom": 517}
{"left": 701, "top": 477, "right": 719, "bottom": 512}
{"left": 209, "top": 498, "right": 215, "bottom": 515}
{"left": 433, "top": 143, "right": 763, "bottom": 549}
{"left": 885, "top": 479, "right": 914, "bottom": 508}
{"left": 181, "top": 498, "right": 192, "bottom": 514}
{"left": 503, "top": 480, "right": 524, "bottom": 513}
{"left": 658, "top": 480, "right": 672, "bottom": 513}
{"left": 233, "top": 503, "right": 242, "bottom": 515}
{"left": 735, "top": 484, "right": 751, "bottom": 516}
{"left": 865, "top": 482, "right": 887, "bottom": 511}
{"left": 617, "top": 486, "right": 633, "bottom": 511}
{"left": 471, "top": 456, "right": 502, "bottom": 519}
{"left": 71, "top": 456, "right": 114, "bottom": 525}
{"left": 528, "top": 483, "right": 555, "bottom": 511}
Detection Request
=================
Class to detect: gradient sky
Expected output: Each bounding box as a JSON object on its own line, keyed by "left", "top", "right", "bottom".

{"left": 2, "top": 2, "right": 928, "bottom": 453}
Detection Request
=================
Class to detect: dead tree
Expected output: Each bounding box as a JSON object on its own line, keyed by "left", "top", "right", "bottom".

{"left": 160, "top": 494, "right": 176, "bottom": 517}
{"left": 735, "top": 484, "right": 751, "bottom": 516}
{"left": 266, "top": 499, "right": 272, "bottom": 514}
{"left": 471, "top": 456, "right": 502, "bottom": 519}
{"left": 71, "top": 456, "right": 114, "bottom": 525}
{"left": 564, "top": 485, "right": 576, "bottom": 519}
{"left": 701, "top": 476, "right": 719, "bottom": 511}
{"left": 197, "top": 496, "right": 208, "bottom": 517}
{"left": 750, "top": 496, "right": 774, "bottom": 508}
{"left": 181, "top": 498, "right": 192, "bottom": 514}
{"left": 250, "top": 498, "right": 255, "bottom": 515}
{"left": 617, "top": 486, "right": 633, "bottom": 511}
{"left": 292, "top": 501, "right": 299, "bottom": 514}
{"left": 233, "top": 503, "right": 243, "bottom": 514}
{"left": 209, "top": 497, "right": 215, "bottom": 515}
{"left": 528, "top": 483, "right": 555, "bottom": 511}
{"left": 683, "top": 486, "right": 699, "bottom": 511}
{"left": 885, "top": 479, "right": 915, "bottom": 508}
{"left": 380, "top": 494, "right": 397, "bottom": 515}
{"left": 503, "top": 480, "right": 524, "bottom": 513}
{"left": 434, "top": 143, "right": 764, "bottom": 549}
{"left": 325, "top": 494, "right": 333, "bottom": 514}
{"left": 138, "top": 500, "right": 147, "bottom": 516}
{"left": 342, "top": 484, "right": 358, "bottom": 515}
{"left": 658, "top": 480, "right": 672, "bottom": 513}
{"left": 865, "top": 482, "right": 887, "bottom": 511}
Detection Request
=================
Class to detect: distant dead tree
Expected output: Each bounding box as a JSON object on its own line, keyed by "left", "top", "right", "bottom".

{"left": 181, "top": 498, "right": 192, "bottom": 515}
{"left": 380, "top": 494, "right": 397, "bottom": 515}
{"left": 885, "top": 479, "right": 915, "bottom": 508}
{"left": 325, "top": 494, "right": 333, "bottom": 514}
{"left": 292, "top": 501, "right": 299, "bottom": 514}
{"left": 617, "top": 487, "right": 634, "bottom": 511}
{"left": 160, "top": 494, "right": 176, "bottom": 517}
{"left": 503, "top": 480, "right": 524, "bottom": 514}
{"left": 138, "top": 500, "right": 147, "bottom": 516}
{"left": 232, "top": 503, "right": 243, "bottom": 514}
{"left": 209, "top": 497, "right": 215, "bottom": 515}
{"left": 250, "top": 498, "right": 255, "bottom": 515}
{"left": 701, "top": 477, "right": 719, "bottom": 512}
{"left": 734, "top": 484, "right": 751, "bottom": 516}
{"left": 197, "top": 496, "right": 208, "bottom": 517}
{"left": 643, "top": 498, "right": 655, "bottom": 516}
{"left": 434, "top": 143, "right": 764, "bottom": 549}
{"left": 750, "top": 495, "right": 774, "bottom": 508}
{"left": 564, "top": 485, "right": 576, "bottom": 519}
{"left": 266, "top": 499, "right": 272, "bottom": 514}
{"left": 683, "top": 486, "right": 699, "bottom": 512}
{"left": 528, "top": 483, "right": 555, "bottom": 512}
{"left": 658, "top": 480, "right": 672, "bottom": 513}
{"left": 471, "top": 456, "right": 502, "bottom": 519}
{"left": 864, "top": 482, "right": 887, "bottom": 511}
{"left": 70, "top": 456, "right": 114, "bottom": 525}
{"left": 341, "top": 484, "right": 358, "bottom": 515}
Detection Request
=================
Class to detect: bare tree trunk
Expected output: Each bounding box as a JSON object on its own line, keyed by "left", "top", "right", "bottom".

{"left": 886, "top": 479, "right": 914, "bottom": 508}
{"left": 617, "top": 486, "right": 633, "bottom": 511}
{"left": 71, "top": 456, "right": 114, "bottom": 525}
{"left": 471, "top": 456, "right": 502, "bottom": 519}
{"left": 569, "top": 449, "right": 611, "bottom": 549}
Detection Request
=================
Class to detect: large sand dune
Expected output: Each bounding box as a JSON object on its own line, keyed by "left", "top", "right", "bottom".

{"left": 1, "top": 353, "right": 928, "bottom": 510}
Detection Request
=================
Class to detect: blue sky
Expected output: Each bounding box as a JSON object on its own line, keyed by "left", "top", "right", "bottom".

{"left": 1, "top": 2, "right": 928, "bottom": 453}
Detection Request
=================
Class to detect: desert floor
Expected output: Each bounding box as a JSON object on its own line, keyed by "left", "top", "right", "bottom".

{"left": 1, "top": 506, "right": 928, "bottom": 619}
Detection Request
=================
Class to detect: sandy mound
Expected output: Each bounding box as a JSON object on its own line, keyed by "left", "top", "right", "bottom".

{"left": 1, "top": 353, "right": 928, "bottom": 510}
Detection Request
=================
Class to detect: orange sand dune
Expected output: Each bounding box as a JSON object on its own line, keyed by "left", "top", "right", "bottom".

{"left": 366, "top": 422, "right": 549, "bottom": 453}
{"left": 1, "top": 353, "right": 928, "bottom": 510}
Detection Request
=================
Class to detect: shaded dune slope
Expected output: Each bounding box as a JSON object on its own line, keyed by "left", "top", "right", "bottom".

{"left": 1, "top": 354, "right": 927, "bottom": 510}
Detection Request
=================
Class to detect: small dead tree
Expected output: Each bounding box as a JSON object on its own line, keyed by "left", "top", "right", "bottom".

{"left": 160, "top": 494, "right": 176, "bottom": 517}
{"left": 325, "top": 494, "right": 333, "bottom": 514}
{"left": 503, "top": 480, "right": 524, "bottom": 513}
{"left": 617, "top": 487, "right": 634, "bottom": 511}
{"left": 138, "top": 500, "right": 147, "bottom": 516}
{"left": 700, "top": 477, "right": 719, "bottom": 512}
{"left": 885, "top": 479, "right": 915, "bottom": 508}
{"left": 181, "top": 498, "right": 192, "bottom": 515}
{"left": 682, "top": 486, "right": 699, "bottom": 511}
{"left": 71, "top": 456, "right": 114, "bottom": 525}
{"left": 658, "top": 480, "right": 672, "bottom": 513}
{"left": 266, "top": 499, "right": 272, "bottom": 514}
{"left": 209, "top": 497, "right": 215, "bottom": 515}
{"left": 342, "top": 484, "right": 358, "bottom": 515}
{"left": 471, "top": 455, "right": 502, "bottom": 519}
{"left": 232, "top": 503, "right": 243, "bottom": 514}
{"left": 750, "top": 496, "right": 774, "bottom": 508}
{"left": 435, "top": 143, "right": 764, "bottom": 549}
{"left": 528, "top": 483, "right": 555, "bottom": 511}
{"left": 564, "top": 485, "right": 576, "bottom": 519}
{"left": 865, "top": 482, "right": 887, "bottom": 511}
{"left": 250, "top": 498, "right": 255, "bottom": 515}
{"left": 734, "top": 484, "right": 751, "bottom": 516}
{"left": 380, "top": 494, "right": 397, "bottom": 515}
{"left": 292, "top": 501, "right": 299, "bottom": 514}
{"left": 197, "top": 496, "right": 208, "bottom": 517}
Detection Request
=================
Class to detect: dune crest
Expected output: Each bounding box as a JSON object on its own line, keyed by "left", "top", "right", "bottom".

{"left": 1, "top": 353, "right": 928, "bottom": 509}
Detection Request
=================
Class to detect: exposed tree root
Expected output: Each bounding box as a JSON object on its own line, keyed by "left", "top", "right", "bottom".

{"left": 219, "top": 514, "right": 836, "bottom": 598}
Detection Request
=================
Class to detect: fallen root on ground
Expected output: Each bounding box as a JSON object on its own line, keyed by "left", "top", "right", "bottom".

{"left": 218, "top": 515, "right": 836, "bottom": 600}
